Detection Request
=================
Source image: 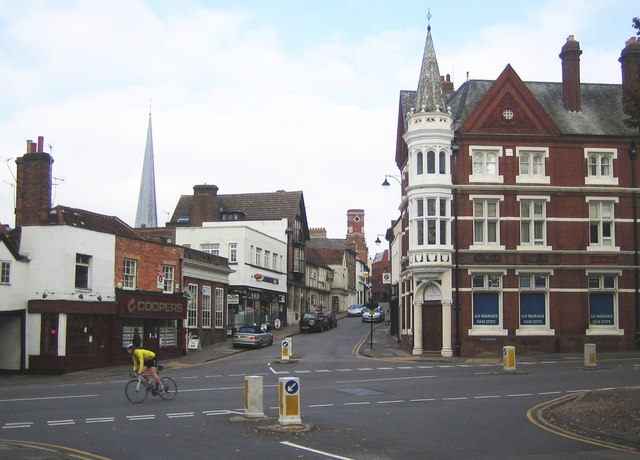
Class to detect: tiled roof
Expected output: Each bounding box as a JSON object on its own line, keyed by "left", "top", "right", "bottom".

{"left": 307, "top": 237, "right": 355, "bottom": 265}
{"left": 44, "top": 206, "right": 144, "bottom": 240}
{"left": 403, "top": 79, "right": 635, "bottom": 137}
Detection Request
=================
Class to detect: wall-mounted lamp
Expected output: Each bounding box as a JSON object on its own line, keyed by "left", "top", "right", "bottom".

{"left": 374, "top": 234, "right": 386, "bottom": 246}
{"left": 40, "top": 289, "right": 54, "bottom": 299}
{"left": 381, "top": 175, "right": 401, "bottom": 188}
{"left": 78, "top": 292, "right": 84, "bottom": 300}
{"left": 90, "top": 292, "right": 103, "bottom": 301}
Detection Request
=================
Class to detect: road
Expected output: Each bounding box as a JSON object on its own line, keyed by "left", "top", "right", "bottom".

{"left": 1, "top": 318, "right": 639, "bottom": 459}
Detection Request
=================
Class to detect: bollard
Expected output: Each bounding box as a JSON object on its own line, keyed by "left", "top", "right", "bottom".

{"left": 281, "top": 338, "right": 291, "bottom": 361}
{"left": 503, "top": 346, "right": 516, "bottom": 372}
{"left": 286, "top": 337, "right": 293, "bottom": 358}
{"left": 244, "top": 375, "right": 264, "bottom": 418}
{"left": 584, "top": 343, "right": 597, "bottom": 368}
{"left": 278, "top": 377, "right": 302, "bottom": 426}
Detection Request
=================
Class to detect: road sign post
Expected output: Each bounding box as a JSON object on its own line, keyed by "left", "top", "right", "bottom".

{"left": 278, "top": 377, "right": 301, "bottom": 426}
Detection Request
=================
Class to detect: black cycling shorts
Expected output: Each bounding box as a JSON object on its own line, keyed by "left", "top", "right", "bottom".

{"left": 143, "top": 358, "right": 157, "bottom": 369}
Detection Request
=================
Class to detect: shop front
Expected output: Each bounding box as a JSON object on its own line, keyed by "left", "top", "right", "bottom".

{"left": 226, "top": 288, "right": 286, "bottom": 334}
{"left": 116, "top": 289, "right": 187, "bottom": 363}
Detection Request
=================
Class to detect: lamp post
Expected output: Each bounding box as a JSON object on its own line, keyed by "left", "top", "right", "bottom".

{"left": 381, "top": 174, "right": 401, "bottom": 188}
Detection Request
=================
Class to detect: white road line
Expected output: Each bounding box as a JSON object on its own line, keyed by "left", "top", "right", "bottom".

{"left": 335, "top": 369, "right": 353, "bottom": 372}
{"left": 538, "top": 391, "right": 562, "bottom": 395}
{"left": 294, "top": 370, "right": 312, "bottom": 374}
{"left": 205, "top": 375, "right": 223, "bottom": 378}
{"left": 377, "top": 400, "right": 404, "bottom": 404}
{"left": 2, "top": 422, "right": 33, "bottom": 429}
{"left": 48, "top": 420, "right": 75, "bottom": 426}
{"left": 416, "top": 365, "right": 434, "bottom": 369}
{"left": 344, "top": 402, "right": 371, "bottom": 406}
{"left": 443, "top": 397, "right": 468, "bottom": 401}
{"left": 281, "top": 441, "right": 354, "bottom": 460}
{"left": 127, "top": 415, "right": 155, "bottom": 421}
{"left": 309, "top": 404, "right": 334, "bottom": 408}
{"left": 167, "top": 412, "right": 194, "bottom": 418}
{"left": 336, "top": 375, "right": 436, "bottom": 384}
{"left": 0, "top": 394, "right": 99, "bottom": 403}
{"left": 182, "top": 376, "right": 198, "bottom": 380}
{"left": 85, "top": 417, "right": 114, "bottom": 424}
{"left": 397, "top": 366, "right": 413, "bottom": 369}
{"left": 356, "top": 368, "right": 374, "bottom": 371}
{"left": 474, "top": 395, "right": 501, "bottom": 399}
{"left": 507, "top": 393, "right": 533, "bottom": 397}
{"left": 376, "top": 367, "right": 394, "bottom": 370}
{"left": 410, "top": 398, "right": 435, "bottom": 402}
{"left": 315, "top": 369, "right": 331, "bottom": 373}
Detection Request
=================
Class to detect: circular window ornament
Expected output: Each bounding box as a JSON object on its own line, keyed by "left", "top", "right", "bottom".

{"left": 353, "top": 216, "right": 361, "bottom": 222}
{"left": 502, "top": 108, "right": 514, "bottom": 120}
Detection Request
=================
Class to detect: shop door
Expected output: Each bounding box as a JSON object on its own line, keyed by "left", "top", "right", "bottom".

{"left": 145, "top": 324, "right": 160, "bottom": 353}
{"left": 423, "top": 301, "right": 442, "bottom": 351}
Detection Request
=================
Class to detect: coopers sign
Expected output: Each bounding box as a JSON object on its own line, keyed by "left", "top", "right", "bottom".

{"left": 117, "top": 290, "right": 187, "bottom": 319}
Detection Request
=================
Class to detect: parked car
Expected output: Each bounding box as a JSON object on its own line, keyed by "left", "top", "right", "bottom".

{"left": 325, "top": 311, "right": 338, "bottom": 328}
{"left": 232, "top": 325, "right": 274, "bottom": 348}
{"left": 299, "top": 310, "right": 329, "bottom": 332}
{"left": 362, "top": 306, "right": 385, "bottom": 323}
{"left": 347, "top": 304, "right": 364, "bottom": 317}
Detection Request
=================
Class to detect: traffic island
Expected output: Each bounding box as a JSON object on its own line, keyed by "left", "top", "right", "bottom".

{"left": 255, "top": 423, "right": 316, "bottom": 434}
{"left": 229, "top": 415, "right": 276, "bottom": 423}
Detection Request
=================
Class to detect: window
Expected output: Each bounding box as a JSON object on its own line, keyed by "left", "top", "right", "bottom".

{"left": 202, "top": 286, "right": 212, "bottom": 328}
{"left": 0, "top": 261, "right": 10, "bottom": 284}
{"left": 75, "top": 254, "right": 91, "bottom": 289}
{"left": 215, "top": 287, "right": 224, "bottom": 328}
{"left": 416, "top": 151, "right": 423, "bottom": 175}
{"left": 255, "top": 248, "right": 262, "bottom": 266}
{"left": 469, "top": 273, "right": 507, "bottom": 335}
{"left": 585, "top": 149, "right": 617, "bottom": 185}
{"left": 469, "top": 147, "right": 502, "bottom": 183}
{"left": 519, "top": 198, "right": 547, "bottom": 247}
{"left": 200, "top": 243, "right": 220, "bottom": 256}
{"left": 273, "top": 253, "right": 279, "bottom": 272}
{"left": 439, "top": 151, "right": 446, "bottom": 174}
{"left": 414, "top": 197, "right": 448, "bottom": 246}
{"left": 516, "top": 148, "right": 549, "bottom": 184}
{"left": 264, "top": 250, "right": 271, "bottom": 269}
{"left": 123, "top": 259, "right": 137, "bottom": 289}
{"left": 588, "top": 199, "right": 616, "bottom": 249}
{"left": 293, "top": 247, "right": 304, "bottom": 273}
{"left": 587, "top": 273, "right": 622, "bottom": 335}
{"left": 187, "top": 284, "right": 198, "bottom": 328}
{"left": 426, "top": 150, "right": 435, "bottom": 174}
{"left": 229, "top": 243, "right": 237, "bottom": 263}
{"left": 473, "top": 198, "right": 500, "bottom": 246}
{"left": 163, "top": 265, "right": 175, "bottom": 294}
{"left": 517, "top": 273, "right": 553, "bottom": 335}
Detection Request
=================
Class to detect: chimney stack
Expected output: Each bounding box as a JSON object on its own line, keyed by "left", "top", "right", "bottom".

{"left": 559, "top": 35, "right": 582, "bottom": 112}
{"left": 191, "top": 184, "right": 219, "bottom": 226}
{"left": 15, "top": 136, "right": 54, "bottom": 228}
{"left": 619, "top": 36, "right": 640, "bottom": 107}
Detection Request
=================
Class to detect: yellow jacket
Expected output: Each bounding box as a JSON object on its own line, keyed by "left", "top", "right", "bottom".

{"left": 131, "top": 348, "right": 156, "bottom": 373}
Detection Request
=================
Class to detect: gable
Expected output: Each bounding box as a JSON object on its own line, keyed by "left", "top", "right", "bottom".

{"left": 461, "top": 65, "right": 560, "bottom": 136}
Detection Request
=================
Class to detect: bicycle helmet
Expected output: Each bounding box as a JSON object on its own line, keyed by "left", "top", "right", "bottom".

{"left": 126, "top": 343, "right": 135, "bottom": 350}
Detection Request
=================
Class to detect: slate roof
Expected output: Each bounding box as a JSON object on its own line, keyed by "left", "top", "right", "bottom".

{"left": 306, "top": 237, "right": 355, "bottom": 266}
{"left": 401, "top": 79, "right": 635, "bottom": 137}
{"left": 43, "top": 206, "right": 144, "bottom": 240}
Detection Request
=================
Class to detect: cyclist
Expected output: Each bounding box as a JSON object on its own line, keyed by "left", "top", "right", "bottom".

{"left": 127, "top": 344, "right": 165, "bottom": 394}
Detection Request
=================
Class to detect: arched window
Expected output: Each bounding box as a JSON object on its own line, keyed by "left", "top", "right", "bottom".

{"left": 416, "top": 151, "right": 423, "bottom": 175}
{"left": 439, "top": 151, "right": 446, "bottom": 174}
{"left": 426, "top": 151, "right": 435, "bottom": 174}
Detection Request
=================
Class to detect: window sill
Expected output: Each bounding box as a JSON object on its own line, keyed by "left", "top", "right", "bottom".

{"left": 516, "top": 328, "right": 555, "bottom": 336}
{"left": 469, "top": 174, "right": 504, "bottom": 184}
{"left": 468, "top": 327, "right": 508, "bottom": 336}
{"left": 469, "top": 244, "right": 506, "bottom": 251}
{"left": 586, "top": 328, "right": 624, "bottom": 336}
{"left": 516, "top": 175, "right": 550, "bottom": 184}
{"left": 585, "top": 177, "right": 618, "bottom": 186}
{"left": 516, "top": 245, "right": 552, "bottom": 251}
{"left": 586, "top": 246, "right": 620, "bottom": 252}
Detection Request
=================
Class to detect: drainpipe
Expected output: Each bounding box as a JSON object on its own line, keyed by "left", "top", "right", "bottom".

{"left": 451, "top": 132, "right": 461, "bottom": 356}
{"left": 631, "top": 140, "right": 639, "bottom": 348}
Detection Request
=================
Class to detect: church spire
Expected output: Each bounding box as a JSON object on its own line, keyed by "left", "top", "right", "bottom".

{"left": 415, "top": 11, "right": 445, "bottom": 112}
{"left": 134, "top": 111, "right": 158, "bottom": 228}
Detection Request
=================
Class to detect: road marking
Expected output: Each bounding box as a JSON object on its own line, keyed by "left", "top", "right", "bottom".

{"left": 182, "top": 376, "right": 198, "bottom": 380}
{"left": 507, "top": 393, "right": 533, "bottom": 397}
{"left": 309, "top": 404, "right": 334, "bottom": 408}
{"left": 336, "top": 375, "right": 436, "bottom": 384}
{"left": 474, "top": 395, "right": 501, "bottom": 399}
{"left": 167, "top": 412, "right": 194, "bottom": 418}
{"left": 336, "top": 369, "right": 353, "bottom": 372}
{"left": 205, "top": 375, "right": 223, "bottom": 378}
{"left": 85, "top": 417, "right": 114, "bottom": 424}
{"left": 127, "top": 415, "right": 155, "bottom": 421}
{"left": 2, "top": 422, "right": 33, "bottom": 429}
{"left": 0, "top": 394, "right": 99, "bottom": 403}
{"left": 443, "top": 397, "right": 468, "bottom": 401}
{"left": 344, "top": 402, "right": 371, "bottom": 406}
{"left": 377, "top": 400, "right": 404, "bottom": 404}
{"left": 294, "top": 370, "right": 312, "bottom": 374}
{"left": 356, "top": 368, "right": 374, "bottom": 371}
{"left": 315, "top": 369, "right": 331, "bottom": 373}
{"left": 537, "top": 391, "right": 562, "bottom": 395}
{"left": 281, "top": 441, "right": 354, "bottom": 460}
{"left": 376, "top": 367, "right": 394, "bottom": 370}
{"left": 48, "top": 419, "right": 75, "bottom": 426}
{"left": 410, "top": 398, "right": 435, "bottom": 402}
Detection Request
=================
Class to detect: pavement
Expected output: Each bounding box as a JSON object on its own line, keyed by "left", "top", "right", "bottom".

{"left": 2, "top": 313, "right": 640, "bottom": 457}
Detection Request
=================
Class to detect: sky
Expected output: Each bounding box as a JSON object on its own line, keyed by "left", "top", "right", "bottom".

{"left": 0, "top": 0, "right": 637, "bottom": 255}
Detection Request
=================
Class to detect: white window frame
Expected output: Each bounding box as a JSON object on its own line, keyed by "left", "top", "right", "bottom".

{"left": 585, "top": 271, "right": 623, "bottom": 336}
{"left": 163, "top": 265, "right": 175, "bottom": 294}
{"left": 75, "top": 253, "right": 92, "bottom": 290}
{"left": 470, "top": 195, "right": 505, "bottom": 250}
{"left": 123, "top": 259, "right": 137, "bottom": 290}
{"left": 273, "top": 253, "right": 279, "bottom": 272}
{"left": 0, "top": 260, "right": 10, "bottom": 284}
{"left": 585, "top": 148, "right": 618, "bottom": 185}
{"left": 468, "top": 271, "right": 507, "bottom": 336}
{"left": 469, "top": 146, "right": 503, "bottom": 183}
{"left": 215, "top": 287, "right": 224, "bottom": 329}
{"left": 202, "top": 286, "right": 212, "bottom": 328}
{"left": 229, "top": 243, "right": 237, "bottom": 263}
{"left": 413, "top": 196, "right": 449, "bottom": 247}
{"left": 187, "top": 283, "right": 198, "bottom": 328}
{"left": 586, "top": 197, "right": 619, "bottom": 251}
{"left": 517, "top": 196, "right": 551, "bottom": 250}
{"left": 515, "top": 271, "right": 554, "bottom": 336}
{"left": 516, "top": 147, "right": 550, "bottom": 184}
{"left": 200, "top": 243, "right": 220, "bottom": 256}
{"left": 255, "top": 248, "right": 262, "bottom": 266}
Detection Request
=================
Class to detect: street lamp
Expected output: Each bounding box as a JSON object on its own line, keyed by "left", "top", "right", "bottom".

{"left": 381, "top": 174, "right": 401, "bottom": 188}
{"left": 374, "top": 233, "right": 386, "bottom": 246}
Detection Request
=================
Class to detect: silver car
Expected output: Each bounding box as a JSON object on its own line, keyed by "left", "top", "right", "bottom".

{"left": 362, "top": 306, "right": 385, "bottom": 323}
{"left": 347, "top": 304, "right": 365, "bottom": 317}
{"left": 232, "top": 325, "right": 274, "bottom": 348}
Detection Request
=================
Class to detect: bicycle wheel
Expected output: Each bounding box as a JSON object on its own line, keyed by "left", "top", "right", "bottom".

{"left": 125, "top": 379, "right": 148, "bottom": 404}
{"left": 159, "top": 377, "right": 177, "bottom": 400}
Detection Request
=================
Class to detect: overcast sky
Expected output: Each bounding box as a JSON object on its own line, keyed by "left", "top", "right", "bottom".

{"left": 0, "top": 0, "right": 637, "bottom": 254}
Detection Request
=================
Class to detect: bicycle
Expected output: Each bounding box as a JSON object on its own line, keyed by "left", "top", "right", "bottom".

{"left": 124, "top": 364, "right": 177, "bottom": 404}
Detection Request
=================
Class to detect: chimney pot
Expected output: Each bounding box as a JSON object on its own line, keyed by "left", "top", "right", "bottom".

{"left": 559, "top": 35, "right": 582, "bottom": 112}
{"left": 37, "top": 136, "right": 44, "bottom": 153}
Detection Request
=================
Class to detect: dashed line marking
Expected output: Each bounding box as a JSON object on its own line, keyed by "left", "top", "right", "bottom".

{"left": 475, "top": 395, "right": 501, "bottom": 399}
{"left": 167, "top": 412, "right": 194, "bottom": 418}
{"left": 85, "top": 417, "right": 114, "bottom": 424}
{"left": 127, "top": 415, "right": 155, "bottom": 421}
{"left": 48, "top": 419, "right": 75, "bottom": 426}
{"left": 2, "top": 422, "right": 33, "bottom": 429}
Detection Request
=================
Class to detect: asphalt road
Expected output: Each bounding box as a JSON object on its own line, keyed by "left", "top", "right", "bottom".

{"left": 1, "top": 318, "right": 639, "bottom": 459}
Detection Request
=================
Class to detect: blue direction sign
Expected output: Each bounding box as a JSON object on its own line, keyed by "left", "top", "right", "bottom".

{"left": 285, "top": 379, "right": 299, "bottom": 394}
